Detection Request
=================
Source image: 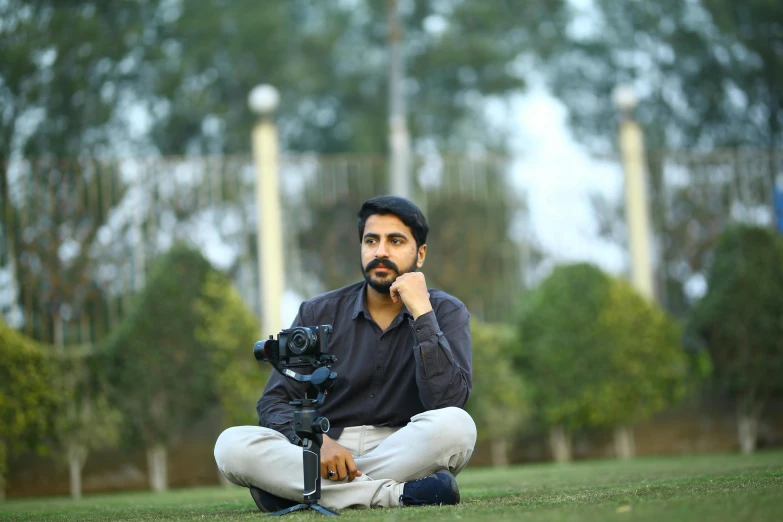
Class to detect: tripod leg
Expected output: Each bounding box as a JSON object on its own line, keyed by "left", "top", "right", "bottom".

{"left": 310, "top": 504, "right": 340, "bottom": 516}
{"left": 265, "top": 503, "right": 339, "bottom": 517}
{"left": 265, "top": 503, "right": 308, "bottom": 517}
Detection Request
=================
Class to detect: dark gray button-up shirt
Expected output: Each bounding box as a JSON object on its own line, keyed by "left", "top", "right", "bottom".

{"left": 256, "top": 281, "right": 472, "bottom": 443}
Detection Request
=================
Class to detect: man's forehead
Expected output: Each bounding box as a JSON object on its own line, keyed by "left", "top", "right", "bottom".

{"left": 363, "top": 214, "right": 413, "bottom": 237}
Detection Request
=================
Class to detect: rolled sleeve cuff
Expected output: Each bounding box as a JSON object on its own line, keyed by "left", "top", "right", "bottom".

{"left": 412, "top": 311, "right": 444, "bottom": 376}
{"left": 412, "top": 310, "right": 438, "bottom": 341}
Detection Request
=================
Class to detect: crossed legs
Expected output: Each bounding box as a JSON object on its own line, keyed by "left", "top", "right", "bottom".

{"left": 213, "top": 407, "right": 476, "bottom": 510}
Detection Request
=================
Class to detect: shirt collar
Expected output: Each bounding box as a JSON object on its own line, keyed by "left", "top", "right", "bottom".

{"left": 352, "top": 281, "right": 412, "bottom": 321}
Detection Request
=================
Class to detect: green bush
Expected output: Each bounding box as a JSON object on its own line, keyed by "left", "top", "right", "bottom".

{"left": 516, "top": 263, "right": 612, "bottom": 432}
{"left": 689, "top": 224, "right": 783, "bottom": 453}
{"left": 194, "top": 271, "right": 269, "bottom": 428}
{"left": 0, "top": 321, "right": 57, "bottom": 498}
{"left": 586, "top": 277, "right": 689, "bottom": 428}
{"left": 50, "top": 345, "right": 122, "bottom": 498}
{"left": 104, "top": 244, "right": 218, "bottom": 449}
{"left": 465, "top": 321, "right": 530, "bottom": 466}
{"left": 516, "top": 263, "right": 691, "bottom": 459}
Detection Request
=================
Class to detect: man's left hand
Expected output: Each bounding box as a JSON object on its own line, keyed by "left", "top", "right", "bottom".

{"left": 390, "top": 272, "right": 433, "bottom": 319}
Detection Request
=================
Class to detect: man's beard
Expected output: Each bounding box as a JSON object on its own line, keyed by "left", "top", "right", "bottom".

{"left": 361, "top": 256, "right": 418, "bottom": 294}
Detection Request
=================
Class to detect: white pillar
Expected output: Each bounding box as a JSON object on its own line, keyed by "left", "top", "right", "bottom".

{"left": 249, "top": 85, "right": 284, "bottom": 334}
{"left": 614, "top": 86, "right": 655, "bottom": 300}
{"left": 387, "top": 0, "right": 411, "bottom": 199}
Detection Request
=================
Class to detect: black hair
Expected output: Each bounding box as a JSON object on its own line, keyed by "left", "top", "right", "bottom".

{"left": 357, "top": 196, "right": 429, "bottom": 248}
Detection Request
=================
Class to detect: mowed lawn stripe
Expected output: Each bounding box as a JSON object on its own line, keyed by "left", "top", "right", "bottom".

{"left": 1, "top": 450, "right": 781, "bottom": 521}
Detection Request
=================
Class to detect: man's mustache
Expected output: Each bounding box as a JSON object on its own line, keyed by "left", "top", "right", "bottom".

{"left": 365, "top": 258, "right": 399, "bottom": 273}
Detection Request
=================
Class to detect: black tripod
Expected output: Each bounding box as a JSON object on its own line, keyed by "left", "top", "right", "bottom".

{"left": 267, "top": 366, "right": 339, "bottom": 517}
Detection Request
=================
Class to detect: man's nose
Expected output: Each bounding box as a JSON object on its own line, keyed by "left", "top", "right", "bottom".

{"left": 375, "top": 242, "right": 389, "bottom": 258}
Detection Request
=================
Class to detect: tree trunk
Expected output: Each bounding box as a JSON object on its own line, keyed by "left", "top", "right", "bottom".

{"left": 549, "top": 424, "right": 572, "bottom": 463}
{"left": 737, "top": 406, "right": 760, "bottom": 455}
{"left": 146, "top": 443, "right": 168, "bottom": 492}
{"left": 613, "top": 425, "right": 636, "bottom": 459}
{"left": 490, "top": 437, "right": 509, "bottom": 467}
{"left": 0, "top": 472, "right": 5, "bottom": 501}
{"left": 68, "top": 454, "right": 83, "bottom": 500}
{"left": 67, "top": 441, "right": 88, "bottom": 499}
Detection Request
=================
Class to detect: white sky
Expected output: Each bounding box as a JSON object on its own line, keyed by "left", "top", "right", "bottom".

{"left": 510, "top": 84, "right": 626, "bottom": 278}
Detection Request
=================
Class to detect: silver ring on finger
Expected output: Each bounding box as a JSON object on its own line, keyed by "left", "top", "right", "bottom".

{"left": 328, "top": 470, "right": 336, "bottom": 479}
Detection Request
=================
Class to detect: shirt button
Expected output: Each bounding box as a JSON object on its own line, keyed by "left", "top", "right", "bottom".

{"left": 370, "top": 394, "right": 376, "bottom": 398}
{"left": 376, "top": 365, "right": 382, "bottom": 371}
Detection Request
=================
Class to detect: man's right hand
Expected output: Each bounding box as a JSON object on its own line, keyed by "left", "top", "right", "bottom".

{"left": 320, "top": 435, "right": 362, "bottom": 482}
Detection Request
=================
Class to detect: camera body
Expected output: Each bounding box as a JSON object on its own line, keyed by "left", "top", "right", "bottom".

{"left": 255, "top": 324, "right": 336, "bottom": 370}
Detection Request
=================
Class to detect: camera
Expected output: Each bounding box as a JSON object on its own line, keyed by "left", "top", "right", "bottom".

{"left": 254, "top": 324, "right": 336, "bottom": 371}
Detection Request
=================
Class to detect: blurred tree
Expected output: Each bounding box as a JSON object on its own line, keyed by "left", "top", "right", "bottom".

{"left": 104, "top": 244, "right": 217, "bottom": 492}
{"left": 701, "top": 1, "right": 783, "bottom": 151}
{"left": 548, "top": 0, "right": 782, "bottom": 153}
{"left": 516, "top": 262, "right": 692, "bottom": 460}
{"left": 0, "top": 0, "right": 570, "bottom": 155}
{"left": 1, "top": 163, "right": 127, "bottom": 345}
{"left": 0, "top": 320, "right": 57, "bottom": 500}
{"left": 194, "top": 271, "right": 268, "bottom": 485}
{"left": 50, "top": 346, "right": 121, "bottom": 499}
{"left": 546, "top": 0, "right": 783, "bottom": 314}
{"left": 688, "top": 225, "right": 783, "bottom": 454}
{"left": 147, "top": 0, "right": 569, "bottom": 155}
{"left": 194, "top": 272, "right": 269, "bottom": 428}
{"left": 465, "top": 321, "right": 530, "bottom": 467}
{"left": 515, "top": 263, "right": 612, "bottom": 462}
{"left": 0, "top": 1, "right": 152, "bottom": 161}
{"left": 590, "top": 277, "right": 690, "bottom": 458}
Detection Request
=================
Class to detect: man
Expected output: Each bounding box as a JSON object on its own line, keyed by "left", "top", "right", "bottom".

{"left": 214, "top": 195, "right": 475, "bottom": 511}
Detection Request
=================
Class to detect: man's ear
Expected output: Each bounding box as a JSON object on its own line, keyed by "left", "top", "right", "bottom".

{"left": 417, "top": 244, "right": 427, "bottom": 268}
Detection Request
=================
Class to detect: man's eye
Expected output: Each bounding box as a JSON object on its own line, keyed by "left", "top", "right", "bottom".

{"left": 392, "top": 239, "right": 402, "bottom": 244}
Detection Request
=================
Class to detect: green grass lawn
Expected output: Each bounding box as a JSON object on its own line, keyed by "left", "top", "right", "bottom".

{"left": 2, "top": 451, "right": 782, "bottom": 521}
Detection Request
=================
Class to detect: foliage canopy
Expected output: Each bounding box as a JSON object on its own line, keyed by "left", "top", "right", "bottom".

{"left": 103, "top": 244, "right": 217, "bottom": 447}
{"left": 0, "top": 321, "right": 57, "bottom": 485}
{"left": 689, "top": 225, "right": 783, "bottom": 406}
{"left": 517, "top": 263, "right": 689, "bottom": 432}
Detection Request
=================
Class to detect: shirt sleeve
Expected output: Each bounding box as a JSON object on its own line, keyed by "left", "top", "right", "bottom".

{"left": 256, "top": 305, "right": 310, "bottom": 445}
{"left": 411, "top": 302, "right": 472, "bottom": 409}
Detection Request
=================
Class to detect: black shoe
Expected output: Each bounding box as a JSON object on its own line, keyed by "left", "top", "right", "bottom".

{"left": 249, "top": 486, "right": 298, "bottom": 513}
{"left": 399, "top": 470, "right": 460, "bottom": 507}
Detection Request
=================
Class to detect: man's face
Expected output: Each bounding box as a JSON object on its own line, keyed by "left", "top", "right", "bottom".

{"left": 360, "top": 213, "right": 426, "bottom": 295}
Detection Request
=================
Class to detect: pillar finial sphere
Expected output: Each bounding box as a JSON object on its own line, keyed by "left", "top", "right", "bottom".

{"left": 248, "top": 84, "right": 280, "bottom": 115}
{"left": 612, "top": 84, "right": 638, "bottom": 113}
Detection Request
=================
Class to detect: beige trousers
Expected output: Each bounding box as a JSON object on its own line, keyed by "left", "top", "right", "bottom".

{"left": 214, "top": 407, "right": 476, "bottom": 510}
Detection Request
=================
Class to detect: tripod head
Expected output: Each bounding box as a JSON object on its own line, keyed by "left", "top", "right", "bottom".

{"left": 254, "top": 324, "right": 338, "bottom": 406}
{"left": 287, "top": 366, "right": 338, "bottom": 407}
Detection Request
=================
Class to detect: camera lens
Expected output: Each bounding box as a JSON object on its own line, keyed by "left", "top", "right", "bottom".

{"left": 288, "top": 327, "right": 317, "bottom": 355}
